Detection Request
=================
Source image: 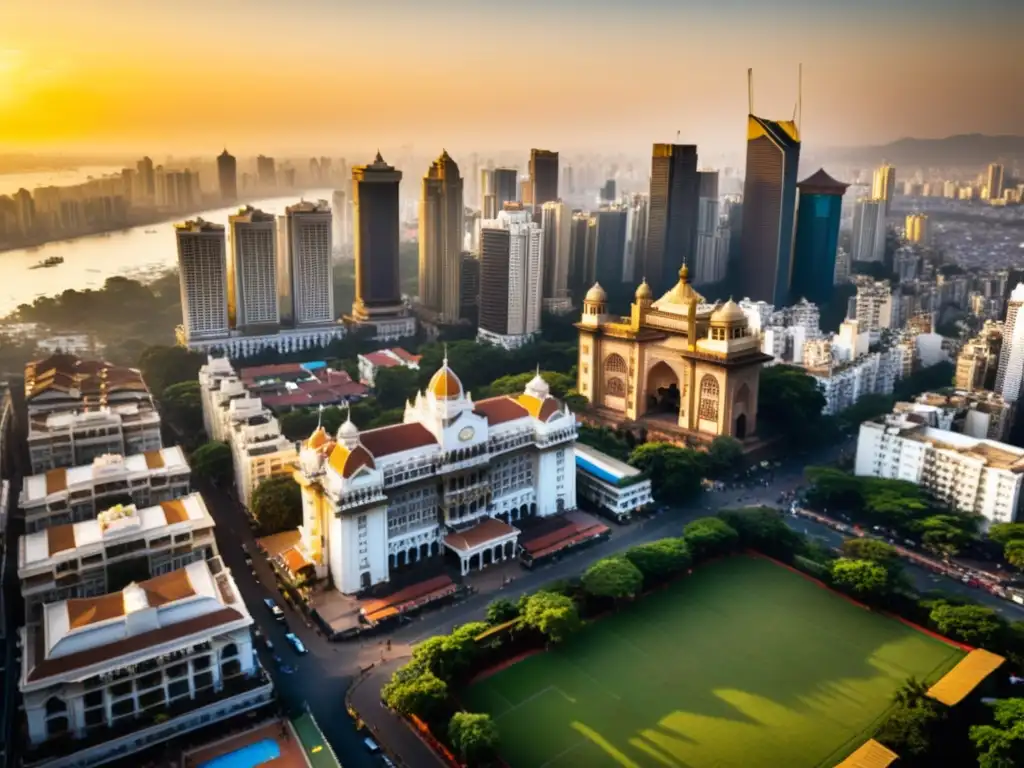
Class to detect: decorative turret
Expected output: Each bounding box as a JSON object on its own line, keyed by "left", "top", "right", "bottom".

{"left": 336, "top": 407, "right": 360, "bottom": 450}
{"left": 525, "top": 366, "right": 550, "bottom": 400}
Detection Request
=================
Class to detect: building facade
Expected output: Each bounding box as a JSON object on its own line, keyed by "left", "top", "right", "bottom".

{"left": 529, "top": 149, "right": 559, "bottom": 209}
{"left": 540, "top": 201, "right": 572, "bottom": 309}
{"left": 644, "top": 144, "right": 700, "bottom": 296}
{"left": 217, "top": 150, "right": 237, "bottom": 203}
{"left": 29, "top": 406, "right": 162, "bottom": 476}
{"left": 228, "top": 207, "right": 279, "bottom": 330}
{"left": 851, "top": 199, "right": 887, "bottom": 263}
{"left": 281, "top": 200, "right": 335, "bottom": 326}
{"left": 419, "top": 151, "right": 464, "bottom": 323}
{"left": 176, "top": 219, "right": 229, "bottom": 343}
{"left": 477, "top": 207, "right": 544, "bottom": 350}
{"left": 574, "top": 443, "right": 653, "bottom": 523}
{"left": 791, "top": 169, "right": 848, "bottom": 306}
{"left": 871, "top": 163, "right": 897, "bottom": 216}
{"left": 995, "top": 283, "right": 1024, "bottom": 403}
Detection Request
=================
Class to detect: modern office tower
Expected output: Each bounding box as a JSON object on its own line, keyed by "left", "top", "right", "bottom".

{"left": 623, "top": 194, "right": 649, "bottom": 286}
{"left": 480, "top": 168, "right": 495, "bottom": 218}
{"left": 478, "top": 206, "right": 544, "bottom": 349}
{"left": 257, "top": 155, "right": 277, "bottom": 187}
{"left": 482, "top": 168, "right": 518, "bottom": 219}
{"left": 693, "top": 171, "right": 720, "bottom": 285}
{"left": 987, "top": 163, "right": 1005, "bottom": 201}
{"left": 854, "top": 279, "right": 894, "bottom": 333}
{"left": 568, "top": 211, "right": 591, "bottom": 300}
{"left": 563, "top": 165, "right": 575, "bottom": 195}
{"left": 175, "top": 219, "right": 229, "bottom": 342}
{"left": 459, "top": 252, "right": 480, "bottom": 320}
{"left": 520, "top": 177, "right": 533, "bottom": 207}
{"left": 228, "top": 207, "right": 279, "bottom": 330}
{"left": 600, "top": 179, "right": 616, "bottom": 202}
{"left": 995, "top": 283, "right": 1024, "bottom": 403}
{"left": 331, "top": 188, "right": 352, "bottom": 250}
{"left": 644, "top": 143, "right": 700, "bottom": 295}
{"left": 851, "top": 198, "right": 887, "bottom": 262}
{"left": 791, "top": 168, "right": 848, "bottom": 305}
{"left": 541, "top": 201, "right": 572, "bottom": 308}
{"left": 905, "top": 213, "right": 930, "bottom": 244}
{"left": 584, "top": 207, "right": 629, "bottom": 294}
{"left": 419, "top": 150, "right": 465, "bottom": 323}
{"left": 737, "top": 116, "right": 801, "bottom": 305}
{"left": 871, "top": 163, "right": 897, "bottom": 216}
{"left": 217, "top": 149, "right": 237, "bottom": 202}
{"left": 279, "top": 199, "right": 334, "bottom": 326}
{"left": 136, "top": 156, "right": 155, "bottom": 198}
{"left": 530, "top": 149, "right": 559, "bottom": 208}
{"left": 309, "top": 157, "right": 321, "bottom": 182}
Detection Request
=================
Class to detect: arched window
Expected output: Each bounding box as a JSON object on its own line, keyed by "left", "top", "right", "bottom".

{"left": 698, "top": 375, "right": 720, "bottom": 422}
{"left": 606, "top": 377, "right": 626, "bottom": 396}
{"left": 221, "top": 643, "right": 238, "bottom": 659}
{"left": 45, "top": 697, "right": 67, "bottom": 716}
{"left": 734, "top": 383, "right": 751, "bottom": 411}
{"left": 604, "top": 354, "right": 628, "bottom": 375}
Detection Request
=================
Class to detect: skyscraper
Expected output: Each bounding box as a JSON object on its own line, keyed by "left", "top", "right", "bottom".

{"left": 995, "top": 283, "right": 1024, "bottom": 403}
{"left": 871, "top": 163, "right": 896, "bottom": 216}
{"left": 136, "top": 156, "right": 155, "bottom": 198}
{"left": 987, "top": 163, "right": 1005, "bottom": 201}
{"left": 568, "top": 211, "right": 591, "bottom": 302}
{"left": 851, "top": 199, "right": 887, "bottom": 263}
{"left": 217, "top": 149, "right": 237, "bottom": 203}
{"left": 419, "top": 151, "right": 465, "bottom": 322}
{"left": 737, "top": 117, "right": 801, "bottom": 305}
{"left": 478, "top": 206, "right": 544, "bottom": 349}
{"left": 644, "top": 143, "right": 700, "bottom": 296}
{"left": 257, "top": 155, "right": 277, "bottom": 188}
{"left": 693, "top": 171, "right": 722, "bottom": 285}
{"left": 905, "top": 213, "right": 930, "bottom": 244}
{"left": 331, "top": 188, "right": 352, "bottom": 250}
{"left": 282, "top": 200, "right": 334, "bottom": 326}
{"left": 585, "top": 208, "right": 629, "bottom": 295}
{"left": 623, "top": 194, "right": 649, "bottom": 286}
{"left": 483, "top": 168, "right": 518, "bottom": 219}
{"left": 540, "top": 201, "right": 572, "bottom": 307}
{"left": 529, "top": 149, "right": 559, "bottom": 209}
{"left": 228, "top": 207, "right": 279, "bottom": 329}
{"left": 175, "top": 219, "right": 229, "bottom": 341}
{"left": 791, "top": 169, "right": 848, "bottom": 305}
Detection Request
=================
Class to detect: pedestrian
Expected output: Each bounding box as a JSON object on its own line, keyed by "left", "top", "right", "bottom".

{"left": 386, "top": 639, "right": 392, "bottom": 651}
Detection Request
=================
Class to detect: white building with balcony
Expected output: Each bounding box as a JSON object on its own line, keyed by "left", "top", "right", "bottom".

{"left": 574, "top": 443, "right": 652, "bottom": 523}
{"left": 19, "top": 558, "right": 272, "bottom": 768}
{"left": 291, "top": 360, "right": 577, "bottom": 593}
{"left": 20, "top": 448, "right": 191, "bottom": 534}
{"left": 28, "top": 405, "right": 163, "bottom": 475}
{"left": 855, "top": 413, "right": 1024, "bottom": 526}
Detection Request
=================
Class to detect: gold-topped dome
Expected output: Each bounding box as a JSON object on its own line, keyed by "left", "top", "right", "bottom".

{"left": 429, "top": 361, "right": 464, "bottom": 400}
{"left": 655, "top": 264, "right": 704, "bottom": 308}
{"left": 307, "top": 425, "right": 330, "bottom": 450}
{"left": 635, "top": 279, "right": 652, "bottom": 300}
{"left": 584, "top": 283, "right": 607, "bottom": 303}
{"left": 711, "top": 298, "right": 746, "bottom": 324}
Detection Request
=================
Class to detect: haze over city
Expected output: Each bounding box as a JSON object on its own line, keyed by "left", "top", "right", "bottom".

{"left": 3, "top": 0, "right": 1023, "bottom": 156}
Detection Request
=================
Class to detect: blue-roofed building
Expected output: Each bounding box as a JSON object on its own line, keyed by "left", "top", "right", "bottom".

{"left": 575, "top": 443, "right": 653, "bottom": 523}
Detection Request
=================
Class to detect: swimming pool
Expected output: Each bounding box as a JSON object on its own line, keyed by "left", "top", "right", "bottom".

{"left": 199, "top": 738, "right": 281, "bottom": 768}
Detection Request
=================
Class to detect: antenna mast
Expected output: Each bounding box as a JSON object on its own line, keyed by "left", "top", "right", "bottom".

{"left": 747, "top": 68, "right": 754, "bottom": 115}
{"left": 797, "top": 62, "right": 803, "bottom": 133}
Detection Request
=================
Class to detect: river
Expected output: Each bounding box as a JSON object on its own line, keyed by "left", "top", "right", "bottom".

{"left": 0, "top": 188, "right": 335, "bottom": 316}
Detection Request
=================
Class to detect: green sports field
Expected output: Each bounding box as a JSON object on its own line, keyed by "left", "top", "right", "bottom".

{"left": 463, "top": 556, "right": 964, "bottom": 768}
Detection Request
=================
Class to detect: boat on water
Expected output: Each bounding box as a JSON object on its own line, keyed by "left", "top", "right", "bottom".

{"left": 144, "top": 229, "right": 158, "bottom": 234}
{"left": 29, "top": 256, "right": 65, "bottom": 270}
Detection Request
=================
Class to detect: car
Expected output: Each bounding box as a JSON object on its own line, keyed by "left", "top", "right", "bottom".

{"left": 363, "top": 737, "right": 381, "bottom": 754}
{"left": 285, "top": 632, "right": 308, "bottom": 655}
{"left": 264, "top": 638, "right": 274, "bottom": 651}
{"left": 264, "top": 598, "right": 285, "bottom": 622}
{"left": 380, "top": 756, "right": 396, "bottom": 767}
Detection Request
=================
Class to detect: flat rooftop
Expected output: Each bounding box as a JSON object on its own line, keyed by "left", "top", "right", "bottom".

{"left": 22, "top": 446, "right": 189, "bottom": 501}
{"left": 574, "top": 443, "right": 642, "bottom": 484}
{"left": 873, "top": 415, "right": 1024, "bottom": 473}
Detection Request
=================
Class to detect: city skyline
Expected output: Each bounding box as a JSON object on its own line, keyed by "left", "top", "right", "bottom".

{"left": 3, "top": 0, "right": 1022, "bottom": 156}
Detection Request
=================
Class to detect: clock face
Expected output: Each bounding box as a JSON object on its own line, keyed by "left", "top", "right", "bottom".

{"left": 458, "top": 426, "right": 475, "bottom": 442}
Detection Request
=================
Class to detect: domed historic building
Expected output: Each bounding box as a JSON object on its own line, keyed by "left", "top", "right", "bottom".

{"left": 290, "top": 358, "right": 577, "bottom": 593}
{"left": 576, "top": 266, "right": 772, "bottom": 443}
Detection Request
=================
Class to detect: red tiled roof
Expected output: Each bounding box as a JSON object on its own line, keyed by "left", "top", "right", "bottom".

{"left": 360, "top": 422, "right": 437, "bottom": 457}
{"left": 360, "top": 575, "right": 454, "bottom": 616}
{"left": 391, "top": 348, "right": 421, "bottom": 363}
{"left": 473, "top": 396, "right": 530, "bottom": 425}
{"left": 538, "top": 398, "right": 561, "bottom": 422}
{"left": 239, "top": 363, "right": 305, "bottom": 380}
{"left": 363, "top": 352, "right": 401, "bottom": 368}
{"left": 444, "top": 518, "right": 519, "bottom": 551}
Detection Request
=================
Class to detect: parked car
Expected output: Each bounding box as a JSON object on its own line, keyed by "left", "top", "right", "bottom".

{"left": 264, "top": 637, "right": 274, "bottom": 651}
{"left": 363, "top": 737, "right": 381, "bottom": 754}
{"left": 264, "top": 598, "right": 285, "bottom": 622}
{"left": 285, "top": 632, "right": 308, "bottom": 655}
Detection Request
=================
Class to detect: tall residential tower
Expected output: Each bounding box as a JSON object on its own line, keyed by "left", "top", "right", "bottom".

{"left": 419, "top": 151, "right": 464, "bottom": 322}
{"left": 175, "top": 219, "right": 229, "bottom": 342}
{"left": 228, "top": 206, "right": 279, "bottom": 330}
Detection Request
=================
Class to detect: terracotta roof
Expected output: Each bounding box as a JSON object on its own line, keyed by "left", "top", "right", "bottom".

{"left": 239, "top": 363, "right": 305, "bottom": 380}
{"left": 359, "top": 422, "right": 437, "bottom": 457}
{"left": 444, "top": 517, "right": 519, "bottom": 552}
{"left": 538, "top": 398, "right": 561, "bottom": 421}
{"left": 391, "top": 348, "right": 421, "bottom": 363}
{"left": 45, "top": 468, "right": 68, "bottom": 495}
{"left": 67, "top": 593, "right": 125, "bottom": 630}
{"left": 364, "top": 351, "right": 401, "bottom": 368}
{"left": 327, "top": 443, "right": 376, "bottom": 478}
{"left": 30, "top": 607, "right": 244, "bottom": 683}
{"left": 159, "top": 499, "right": 190, "bottom": 524}
{"left": 515, "top": 394, "right": 562, "bottom": 422}
{"left": 474, "top": 396, "right": 529, "bottom": 425}
{"left": 144, "top": 450, "right": 166, "bottom": 470}
{"left": 279, "top": 547, "right": 314, "bottom": 575}
{"left": 47, "top": 524, "right": 78, "bottom": 557}
{"left": 797, "top": 168, "right": 849, "bottom": 196}
{"left": 142, "top": 568, "right": 196, "bottom": 607}
{"left": 360, "top": 575, "right": 454, "bottom": 616}
{"left": 428, "top": 365, "right": 463, "bottom": 399}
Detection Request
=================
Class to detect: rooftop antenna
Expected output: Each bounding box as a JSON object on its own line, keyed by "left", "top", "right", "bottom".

{"left": 747, "top": 68, "right": 754, "bottom": 115}
{"left": 796, "top": 62, "right": 803, "bottom": 131}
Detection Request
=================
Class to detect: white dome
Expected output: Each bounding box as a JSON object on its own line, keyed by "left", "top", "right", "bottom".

{"left": 585, "top": 283, "right": 607, "bottom": 303}
{"left": 525, "top": 369, "right": 550, "bottom": 399}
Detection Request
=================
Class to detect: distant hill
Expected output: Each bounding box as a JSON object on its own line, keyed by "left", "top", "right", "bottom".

{"left": 829, "top": 134, "right": 1024, "bottom": 168}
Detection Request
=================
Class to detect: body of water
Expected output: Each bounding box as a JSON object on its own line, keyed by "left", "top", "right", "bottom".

{"left": 0, "top": 188, "right": 334, "bottom": 315}
{"left": 0, "top": 166, "right": 125, "bottom": 196}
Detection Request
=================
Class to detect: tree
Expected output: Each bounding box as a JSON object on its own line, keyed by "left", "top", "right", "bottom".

{"left": 624, "top": 538, "right": 692, "bottom": 584}
{"left": 161, "top": 380, "right": 204, "bottom": 439}
{"left": 191, "top": 441, "right": 232, "bottom": 486}
{"left": 830, "top": 558, "right": 890, "bottom": 599}
{"left": 520, "top": 591, "right": 581, "bottom": 645}
{"left": 629, "top": 442, "right": 706, "bottom": 503}
{"left": 682, "top": 518, "right": 739, "bottom": 560}
{"left": 989, "top": 523, "right": 1024, "bottom": 546}
{"left": 875, "top": 700, "right": 944, "bottom": 761}
{"left": 381, "top": 669, "right": 449, "bottom": 721}
{"left": 448, "top": 712, "right": 500, "bottom": 766}
{"left": 485, "top": 598, "right": 519, "bottom": 625}
{"left": 581, "top": 557, "right": 643, "bottom": 602}
{"left": 756, "top": 365, "right": 832, "bottom": 447}
{"left": 841, "top": 538, "right": 899, "bottom": 566}
{"left": 374, "top": 366, "right": 421, "bottom": 410}
{"left": 892, "top": 676, "right": 930, "bottom": 707}
{"left": 278, "top": 409, "right": 321, "bottom": 441}
{"left": 970, "top": 699, "right": 1024, "bottom": 768}
{"left": 707, "top": 435, "right": 743, "bottom": 476}
{"left": 929, "top": 603, "right": 1006, "bottom": 648}
{"left": 916, "top": 514, "right": 976, "bottom": 557}
{"left": 250, "top": 475, "right": 302, "bottom": 534}
{"left": 1005, "top": 541, "right": 1024, "bottom": 569}
{"left": 718, "top": 507, "right": 802, "bottom": 560}
{"left": 139, "top": 345, "right": 206, "bottom": 396}
{"left": 577, "top": 425, "right": 631, "bottom": 462}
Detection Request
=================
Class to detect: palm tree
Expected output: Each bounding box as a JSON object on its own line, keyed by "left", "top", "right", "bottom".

{"left": 892, "top": 675, "right": 930, "bottom": 707}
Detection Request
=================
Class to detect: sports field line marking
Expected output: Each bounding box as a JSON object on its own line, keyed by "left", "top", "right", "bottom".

{"left": 538, "top": 738, "right": 587, "bottom": 768}
{"left": 564, "top": 657, "right": 622, "bottom": 701}
{"left": 495, "top": 685, "right": 558, "bottom": 722}
{"left": 491, "top": 688, "right": 515, "bottom": 715}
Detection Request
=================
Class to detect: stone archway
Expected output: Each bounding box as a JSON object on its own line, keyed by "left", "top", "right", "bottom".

{"left": 733, "top": 383, "right": 751, "bottom": 439}
{"left": 645, "top": 361, "right": 681, "bottom": 416}
{"left": 602, "top": 353, "right": 629, "bottom": 411}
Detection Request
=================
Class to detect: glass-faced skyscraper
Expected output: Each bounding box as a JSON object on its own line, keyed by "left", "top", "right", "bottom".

{"left": 736, "top": 116, "right": 801, "bottom": 306}
{"left": 644, "top": 143, "right": 699, "bottom": 296}
{"left": 790, "top": 169, "right": 848, "bottom": 306}
{"left": 351, "top": 153, "right": 403, "bottom": 320}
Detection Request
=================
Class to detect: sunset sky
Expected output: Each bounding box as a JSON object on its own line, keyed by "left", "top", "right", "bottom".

{"left": 1, "top": 0, "right": 1021, "bottom": 157}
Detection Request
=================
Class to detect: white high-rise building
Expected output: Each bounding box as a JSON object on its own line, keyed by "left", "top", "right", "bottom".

{"left": 331, "top": 188, "right": 352, "bottom": 251}
{"left": 622, "top": 194, "right": 649, "bottom": 286}
{"left": 477, "top": 207, "right": 544, "bottom": 349}
{"left": 541, "top": 200, "right": 572, "bottom": 311}
{"left": 995, "top": 283, "right": 1024, "bottom": 403}
{"left": 228, "top": 207, "right": 279, "bottom": 329}
{"left": 854, "top": 279, "right": 893, "bottom": 334}
{"left": 851, "top": 198, "right": 887, "bottom": 262}
{"left": 871, "top": 163, "right": 896, "bottom": 216}
{"left": 282, "top": 200, "right": 334, "bottom": 326}
{"left": 175, "top": 219, "right": 229, "bottom": 342}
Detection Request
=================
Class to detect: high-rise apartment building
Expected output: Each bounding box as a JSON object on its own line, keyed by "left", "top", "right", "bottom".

{"left": 331, "top": 188, "right": 352, "bottom": 249}
{"left": 478, "top": 206, "right": 544, "bottom": 349}
{"left": 644, "top": 143, "right": 700, "bottom": 295}
{"left": 737, "top": 117, "right": 801, "bottom": 305}
{"left": 623, "top": 194, "right": 649, "bottom": 286}
{"left": 175, "top": 219, "right": 229, "bottom": 342}
{"left": 217, "top": 149, "right": 237, "bottom": 202}
{"left": 987, "top": 163, "right": 1005, "bottom": 201}
{"left": 586, "top": 207, "right": 629, "bottom": 292}
{"left": 481, "top": 168, "right": 517, "bottom": 219}
{"left": 460, "top": 252, "right": 480, "bottom": 320}
{"left": 693, "top": 171, "right": 722, "bottom": 285}
{"left": 256, "top": 155, "right": 276, "bottom": 187}
{"left": 568, "top": 211, "right": 591, "bottom": 300}
{"left": 791, "top": 169, "right": 848, "bottom": 305}
{"left": 228, "top": 207, "right": 279, "bottom": 329}
{"left": 540, "top": 201, "right": 572, "bottom": 307}
{"left": 419, "top": 151, "right": 464, "bottom": 323}
{"left": 995, "top": 283, "right": 1024, "bottom": 403}
{"left": 871, "top": 163, "right": 897, "bottom": 216}
{"left": 529, "top": 149, "right": 559, "bottom": 209}
{"left": 854, "top": 279, "right": 894, "bottom": 333}
{"left": 136, "top": 156, "right": 155, "bottom": 198}
{"left": 905, "top": 213, "right": 930, "bottom": 244}
{"left": 851, "top": 198, "right": 887, "bottom": 263}
{"left": 281, "top": 200, "right": 334, "bottom": 326}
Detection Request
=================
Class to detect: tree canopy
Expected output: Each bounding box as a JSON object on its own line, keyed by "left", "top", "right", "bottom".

{"left": 373, "top": 366, "right": 421, "bottom": 410}
{"left": 682, "top": 517, "right": 739, "bottom": 560}
{"left": 970, "top": 698, "right": 1024, "bottom": 768}
{"left": 756, "top": 365, "right": 833, "bottom": 447}
{"left": 707, "top": 435, "right": 744, "bottom": 476}
{"left": 581, "top": 557, "right": 644, "bottom": 601}
{"left": 190, "top": 441, "right": 232, "bottom": 486}
{"left": 139, "top": 344, "right": 206, "bottom": 397}
{"left": 485, "top": 598, "right": 519, "bottom": 625}
{"left": 250, "top": 475, "right": 302, "bottom": 534}
{"left": 830, "top": 558, "right": 891, "bottom": 599}
{"left": 577, "top": 425, "right": 633, "bottom": 462}
{"left": 161, "top": 380, "right": 204, "bottom": 441}
{"left": 718, "top": 507, "right": 802, "bottom": 561}
{"left": 928, "top": 602, "right": 1006, "bottom": 648}
{"left": 624, "top": 538, "right": 692, "bottom": 584}
{"left": 875, "top": 699, "right": 945, "bottom": 762}
{"left": 629, "top": 442, "right": 706, "bottom": 503}
{"left": 381, "top": 668, "right": 449, "bottom": 721}
{"left": 520, "top": 591, "right": 581, "bottom": 644}
{"left": 448, "top": 712, "right": 500, "bottom": 767}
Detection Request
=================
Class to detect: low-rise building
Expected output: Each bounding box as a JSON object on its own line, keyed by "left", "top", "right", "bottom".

{"left": 18, "top": 493, "right": 217, "bottom": 620}
{"left": 855, "top": 413, "right": 1024, "bottom": 526}
{"left": 895, "top": 390, "right": 1016, "bottom": 444}
{"left": 19, "top": 558, "right": 272, "bottom": 768}
{"left": 28, "top": 405, "right": 163, "bottom": 475}
{"left": 239, "top": 361, "right": 368, "bottom": 411}
{"left": 574, "top": 443, "right": 652, "bottom": 523}
{"left": 20, "top": 448, "right": 191, "bottom": 534}
{"left": 357, "top": 348, "right": 422, "bottom": 387}
{"left": 24, "top": 355, "right": 154, "bottom": 419}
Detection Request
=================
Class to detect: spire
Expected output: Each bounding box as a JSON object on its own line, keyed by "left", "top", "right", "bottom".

{"left": 443, "top": 343, "right": 449, "bottom": 367}
{"left": 679, "top": 264, "right": 689, "bottom": 283}
{"left": 316, "top": 403, "right": 324, "bottom": 429}
{"left": 374, "top": 149, "right": 384, "bottom": 164}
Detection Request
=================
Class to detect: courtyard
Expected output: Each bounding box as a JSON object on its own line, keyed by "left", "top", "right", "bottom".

{"left": 464, "top": 556, "right": 964, "bottom": 768}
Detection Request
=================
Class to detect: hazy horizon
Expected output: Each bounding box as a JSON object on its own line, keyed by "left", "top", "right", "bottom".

{"left": 2, "top": 0, "right": 1022, "bottom": 158}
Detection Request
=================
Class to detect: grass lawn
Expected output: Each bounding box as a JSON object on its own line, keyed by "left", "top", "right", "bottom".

{"left": 463, "top": 556, "right": 964, "bottom": 768}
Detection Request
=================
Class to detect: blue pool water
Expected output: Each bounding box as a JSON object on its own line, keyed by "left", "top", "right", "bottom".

{"left": 199, "top": 739, "right": 281, "bottom": 768}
